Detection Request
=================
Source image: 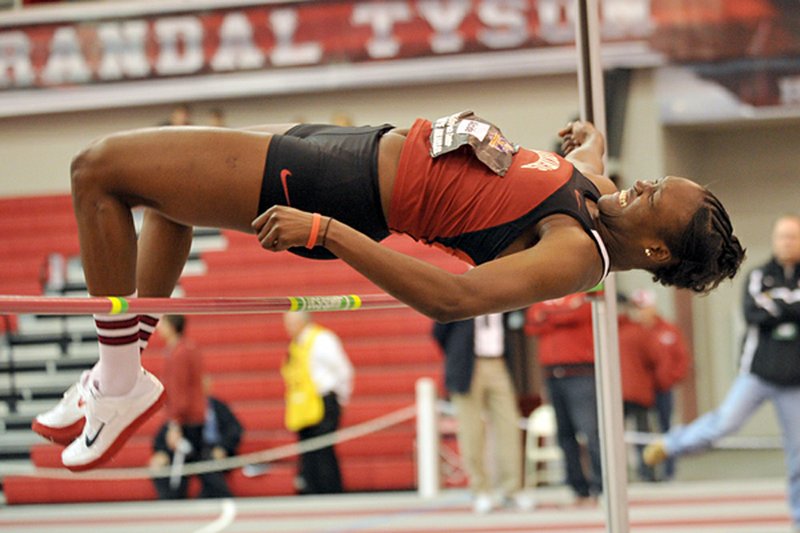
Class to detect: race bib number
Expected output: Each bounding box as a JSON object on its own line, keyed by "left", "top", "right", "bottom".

{"left": 429, "top": 110, "right": 519, "bottom": 176}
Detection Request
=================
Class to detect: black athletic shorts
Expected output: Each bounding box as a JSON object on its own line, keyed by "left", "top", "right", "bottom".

{"left": 260, "top": 123, "right": 395, "bottom": 259}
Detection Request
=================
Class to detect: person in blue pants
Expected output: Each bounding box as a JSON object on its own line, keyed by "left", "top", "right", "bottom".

{"left": 645, "top": 214, "right": 800, "bottom": 530}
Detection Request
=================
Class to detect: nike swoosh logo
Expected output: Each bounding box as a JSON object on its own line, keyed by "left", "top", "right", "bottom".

{"left": 85, "top": 422, "right": 106, "bottom": 447}
{"left": 280, "top": 168, "right": 292, "bottom": 206}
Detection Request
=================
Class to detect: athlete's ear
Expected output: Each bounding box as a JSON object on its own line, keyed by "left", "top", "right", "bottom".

{"left": 644, "top": 242, "right": 671, "bottom": 264}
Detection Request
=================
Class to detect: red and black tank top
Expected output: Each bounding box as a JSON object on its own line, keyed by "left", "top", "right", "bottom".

{"left": 389, "top": 118, "right": 609, "bottom": 280}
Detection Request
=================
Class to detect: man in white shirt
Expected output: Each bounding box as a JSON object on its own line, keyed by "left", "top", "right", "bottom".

{"left": 283, "top": 311, "right": 354, "bottom": 494}
{"left": 434, "top": 312, "right": 533, "bottom": 513}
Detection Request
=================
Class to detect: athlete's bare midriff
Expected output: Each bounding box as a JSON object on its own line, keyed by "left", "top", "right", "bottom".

{"left": 377, "top": 128, "right": 408, "bottom": 222}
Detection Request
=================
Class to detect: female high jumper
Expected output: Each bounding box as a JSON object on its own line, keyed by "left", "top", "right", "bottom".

{"left": 33, "top": 111, "right": 744, "bottom": 471}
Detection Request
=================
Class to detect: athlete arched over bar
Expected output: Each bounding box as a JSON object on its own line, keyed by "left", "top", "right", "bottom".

{"left": 32, "top": 111, "right": 744, "bottom": 471}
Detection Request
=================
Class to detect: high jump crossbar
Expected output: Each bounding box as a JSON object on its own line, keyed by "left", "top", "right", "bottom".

{"left": 0, "top": 294, "right": 405, "bottom": 315}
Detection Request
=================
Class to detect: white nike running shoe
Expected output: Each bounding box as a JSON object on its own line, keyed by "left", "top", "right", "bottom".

{"left": 61, "top": 368, "right": 165, "bottom": 472}
{"left": 31, "top": 372, "right": 89, "bottom": 446}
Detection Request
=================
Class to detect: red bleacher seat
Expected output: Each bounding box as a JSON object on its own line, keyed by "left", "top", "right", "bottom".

{"left": 3, "top": 476, "right": 157, "bottom": 504}
{"left": 198, "top": 369, "right": 438, "bottom": 402}
{"left": 0, "top": 313, "right": 18, "bottom": 333}
{"left": 0, "top": 194, "right": 78, "bottom": 297}
{"left": 181, "top": 317, "right": 431, "bottom": 346}
{"left": 146, "top": 338, "right": 439, "bottom": 375}
{"left": 2, "top": 466, "right": 299, "bottom": 504}
{"left": 344, "top": 457, "right": 416, "bottom": 492}
{"left": 0, "top": 194, "right": 73, "bottom": 218}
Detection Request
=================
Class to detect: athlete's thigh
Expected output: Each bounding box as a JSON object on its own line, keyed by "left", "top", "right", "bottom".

{"left": 100, "top": 126, "right": 270, "bottom": 232}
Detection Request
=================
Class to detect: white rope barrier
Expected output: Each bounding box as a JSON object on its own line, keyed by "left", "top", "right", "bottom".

{"left": 18, "top": 395, "right": 785, "bottom": 484}
{"left": 22, "top": 404, "right": 417, "bottom": 480}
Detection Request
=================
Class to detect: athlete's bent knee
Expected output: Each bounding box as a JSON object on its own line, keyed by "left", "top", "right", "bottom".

{"left": 70, "top": 137, "right": 116, "bottom": 198}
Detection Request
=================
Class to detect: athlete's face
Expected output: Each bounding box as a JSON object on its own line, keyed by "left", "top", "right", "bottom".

{"left": 598, "top": 176, "right": 705, "bottom": 240}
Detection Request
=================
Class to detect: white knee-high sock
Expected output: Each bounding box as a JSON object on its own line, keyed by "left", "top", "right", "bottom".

{"left": 138, "top": 314, "right": 162, "bottom": 353}
{"left": 92, "top": 293, "right": 140, "bottom": 396}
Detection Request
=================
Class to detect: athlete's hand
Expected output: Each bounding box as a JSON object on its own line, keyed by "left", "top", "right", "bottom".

{"left": 252, "top": 205, "right": 321, "bottom": 252}
{"left": 558, "top": 121, "right": 598, "bottom": 155}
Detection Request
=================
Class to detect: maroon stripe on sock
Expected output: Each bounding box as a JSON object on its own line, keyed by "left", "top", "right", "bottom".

{"left": 95, "top": 317, "right": 139, "bottom": 330}
{"left": 139, "top": 315, "right": 159, "bottom": 327}
{"left": 139, "top": 330, "right": 154, "bottom": 341}
{"left": 97, "top": 333, "right": 140, "bottom": 346}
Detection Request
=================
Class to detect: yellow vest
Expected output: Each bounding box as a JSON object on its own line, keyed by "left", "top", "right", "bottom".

{"left": 281, "top": 325, "right": 325, "bottom": 431}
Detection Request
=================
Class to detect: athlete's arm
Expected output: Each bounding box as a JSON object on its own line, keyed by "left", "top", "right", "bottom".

{"left": 558, "top": 121, "right": 616, "bottom": 195}
{"left": 559, "top": 121, "right": 604, "bottom": 174}
{"left": 253, "top": 207, "right": 603, "bottom": 322}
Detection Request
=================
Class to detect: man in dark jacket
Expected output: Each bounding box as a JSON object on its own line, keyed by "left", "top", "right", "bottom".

{"left": 151, "top": 394, "right": 243, "bottom": 499}
{"left": 433, "top": 311, "right": 533, "bottom": 514}
{"left": 645, "top": 214, "right": 800, "bottom": 530}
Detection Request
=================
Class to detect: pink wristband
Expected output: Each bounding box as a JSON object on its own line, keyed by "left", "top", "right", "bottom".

{"left": 305, "top": 213, "right": 322, "bottom": 249}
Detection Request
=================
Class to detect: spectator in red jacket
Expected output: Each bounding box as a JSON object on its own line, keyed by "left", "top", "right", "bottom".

{"left": 159, "top": 315, "right": 205, "bottom": 431}
{"left": 630, "top": 289, "right": 690, "bottom": 480}
{"left": 526, "top": 293, "right": 601, "bottom": 504}
{"left": 149, "top": 315, "right": 230, "bottom": 498}
{"left": 617, "top": 295, "right": 674, "bottom": 482}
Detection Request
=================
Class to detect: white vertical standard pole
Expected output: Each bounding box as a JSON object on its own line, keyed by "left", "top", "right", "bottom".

{"left": 574, "top": 1, "right": 631, "bottom": 532}
{"left": 416, "top": 377, "right": 440, "bottom": 498}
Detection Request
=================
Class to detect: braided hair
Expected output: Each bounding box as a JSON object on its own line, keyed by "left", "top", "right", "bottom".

{"left": 651, "top": 189, "right": 745, "bottom": 293}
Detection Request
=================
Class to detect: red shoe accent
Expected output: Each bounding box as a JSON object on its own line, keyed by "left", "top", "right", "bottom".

{"left": 31, "top": 418, "right": 85, "bottom": 447}
{"left": 65, "top": 390, "right": 167, "bottom": 472}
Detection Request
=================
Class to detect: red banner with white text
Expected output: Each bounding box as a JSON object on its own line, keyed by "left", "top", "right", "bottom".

{"left": 0, "top": 0, "right": 798, "bottom": 107}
